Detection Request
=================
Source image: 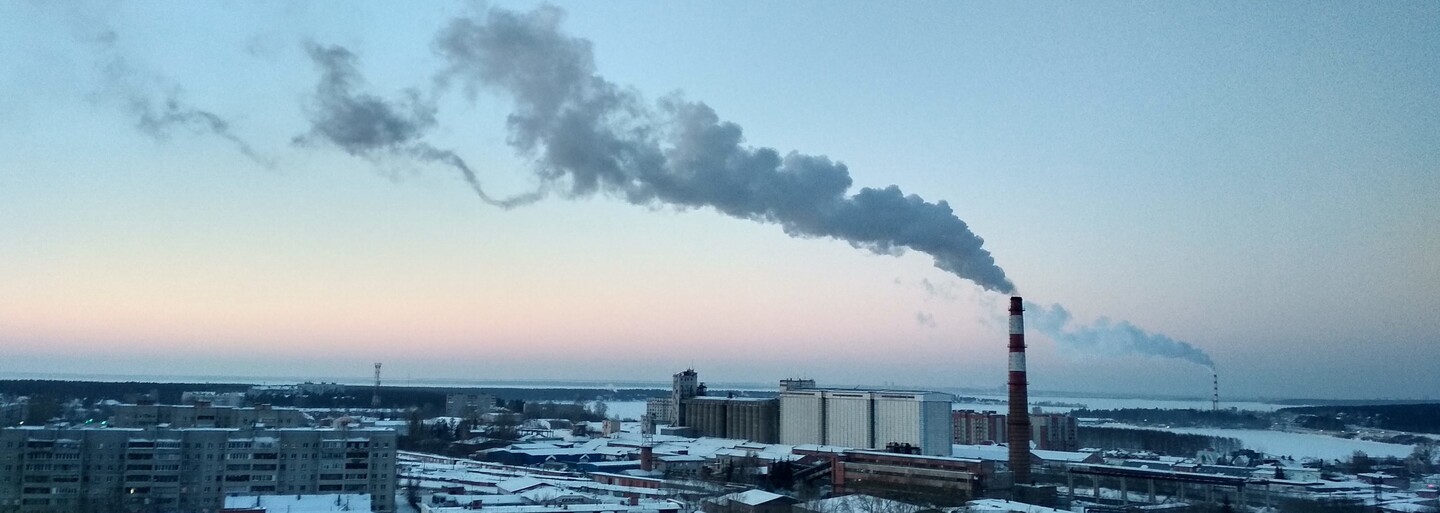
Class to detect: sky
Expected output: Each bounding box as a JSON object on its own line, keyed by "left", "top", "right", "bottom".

{"left": 1, "top": 1, "right": 1437, "bottom": 400}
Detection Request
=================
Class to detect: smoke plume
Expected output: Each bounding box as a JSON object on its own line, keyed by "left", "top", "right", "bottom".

{"left": 428, "top": 6, "right": 1014, "bottom": 293}
{"left": 1024, "top": 301, "right": 1215, "bottom": 369}
{"left": 294, "top": 42, "right": 541, "bottom": 209}
{"left": 90, "top": 29, "right": 273, "bottom": 168}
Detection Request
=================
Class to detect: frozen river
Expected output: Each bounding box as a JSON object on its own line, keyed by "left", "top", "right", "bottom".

{"left": 1099, "top": 423, "right": 1416, "bottom": 461}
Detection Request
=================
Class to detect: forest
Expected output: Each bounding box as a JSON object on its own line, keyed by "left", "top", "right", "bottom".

{"left": 1079, "top": 426, "right": 1243, "bottom": 457}
{"left": 1070, "top": 408, "right": 1273, "bottom": 429}
{"left": 1278, "top": 403, "right": 1440, "bottom": 434}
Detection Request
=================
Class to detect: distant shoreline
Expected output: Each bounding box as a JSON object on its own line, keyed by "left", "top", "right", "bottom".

{"left": 1, "top": 371, "right": 1433, "bottom": 406}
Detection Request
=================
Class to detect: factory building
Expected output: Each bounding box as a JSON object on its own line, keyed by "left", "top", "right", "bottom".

{"left": 645, "top": 369, "right": 702, "bottom": 428}
{"left": 0, "top": 425, "right": 397, "bottom": 513}
{"left": 780, "top": 389, "right": 952, "bottom": 456}
{"left": 683, "top": 397, "right": 779, "bottom": 443}
{"left": 670, "top": 369, "right": 700, "bottom": 426}
{"left": 829, "top": 450, "right": 993, "bottom": 505}
{"left": 643, "top": 370, "right": 781, "bottom": 443}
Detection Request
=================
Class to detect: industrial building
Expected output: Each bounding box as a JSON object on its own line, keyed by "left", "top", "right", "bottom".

{"left": 682, "top": 397, "right": 779, "bottom": 443}
{"left": 828, "top": 450, "right": 993, "bottom": 506}
{"left": 780, "top": 388, "right": 952, "bottom": 456}
{"left": 642, "top": 370, "right": 780, "bottom": 443}
{"left": 644, "top": 369, "right": 701, "bottom": 428}
{"left": 670, "top": 369, "right": 700, "bottom": 426}
{"left": 0, "top": 425, "right": 397, "bottom": 513}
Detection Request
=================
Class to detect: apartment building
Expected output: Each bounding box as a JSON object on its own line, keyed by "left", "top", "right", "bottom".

{"left": 0, "top": 426, "right": 396, "bottom": 513}
{"left": 950, "top": 410, "right": 1079, "bottom": 451}
{"left": 444, "top": 394, "right": 495, "bottom": 419}
{"left": 109, "top": 403, "right": 311, "bottom": 429}
{"left": 952, "top": 410, "right": 1008, "bottom": 445}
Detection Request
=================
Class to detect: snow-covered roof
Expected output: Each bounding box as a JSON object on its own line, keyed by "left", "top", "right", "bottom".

{"left": 656, "top": 454, "right": 706, "bottom": 463}
{"left": 718, "top": 489, "right": 790, "bottom": 506}
{"left": 951, "top": 444, "right": 1012, "bottom": 462}
{"left": 496, "top": 477, "right": 551, "bottom": 493}
{"left": 519, "top": 486, "right": 592, "bottom": 504}
{"left": 222, "top": 493, "right": 371, "bottom": 513}
{"left": 799, "top": 494, "right": 922, "bottom": 513}
{"left": 963, "top": 498, "right": 1069, "bottom": 513}
{"left": 1031, "top": 449, "right": 1097, "bottom": 463}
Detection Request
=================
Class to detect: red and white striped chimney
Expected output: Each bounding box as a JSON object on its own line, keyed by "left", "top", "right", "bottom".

{"left": 1007, "top": 296, "right": 1032, "bottom": 485}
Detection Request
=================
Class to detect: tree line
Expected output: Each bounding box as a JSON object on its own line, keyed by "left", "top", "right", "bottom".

{"left": 1070, "top": 408, "right": 1273, "bottom": 430}
{"left": 1079, "top": 426, "right": 1243, "bottom": 457}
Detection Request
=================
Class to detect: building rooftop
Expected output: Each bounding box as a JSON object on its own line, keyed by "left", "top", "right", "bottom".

{"left": 720, "top": 489, "right": 790, "bottom": 507}
{"left": 799, "top": 494, "right": 923, "bottom": 513}
{"left": 222, "top": 493, "right": 371, "bottom": 513}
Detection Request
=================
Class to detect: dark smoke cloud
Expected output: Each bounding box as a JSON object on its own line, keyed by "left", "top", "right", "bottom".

{"left": 1024, "top": 301, "right": 1215, "bottom": 370}
{"left": 294, "top": 42, "right": 541, "bottom": 209}
{"left": 431, "top": 6, "right": 1015, "bottom": 293}
{"left": 90, "top": 29, "right": 274, "bottom": 168}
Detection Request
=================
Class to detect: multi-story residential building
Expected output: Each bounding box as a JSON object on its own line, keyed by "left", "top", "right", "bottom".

{"left": 1030, "top": 411, "right": 1079, "bottom": 451}
{"left": 780, "top": 389, "right": 952, "bottom": 456}
{"left": 642, "top": 398, "right": 673, "bottom": 432}
{"left": 108, "top": 403, "right": 312, "bottom": 429}
{"left": 950, "top": 410, "right": 1079, "bottom": 451}
{"left": 444, "top": 394, "right": 495, "bottom": 419}
{"left": 952, "top": 410, "right": 1008, "bottom": 445}
{"left": 178, "top": 392, "right": 246, "bottom": 407}
{"left": 0, "top": 425, "right": 397, "bottom": 513}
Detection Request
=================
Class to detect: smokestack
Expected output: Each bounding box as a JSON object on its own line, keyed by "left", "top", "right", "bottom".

{"left": 639, "top": 444, "right": 654, "bottom": 472}
{"left": 1212, "top": 372, "right": 1219, "bottom": 411}
{"left": 1007, "top": 296, "right": 1032, "bottom": 485}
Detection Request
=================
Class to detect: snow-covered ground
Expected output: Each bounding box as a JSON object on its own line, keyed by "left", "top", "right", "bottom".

{"left": 1100, "top": 423, "right": 1416, "bottom": 460}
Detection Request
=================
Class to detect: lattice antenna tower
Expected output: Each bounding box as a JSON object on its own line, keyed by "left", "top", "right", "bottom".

{"left": 372, "top": 362, "right": 382, "bottom": 408}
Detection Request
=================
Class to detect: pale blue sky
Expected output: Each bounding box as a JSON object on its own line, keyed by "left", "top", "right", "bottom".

{"left": 1, "top": 1, "right": 1436, "bottom": 399}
